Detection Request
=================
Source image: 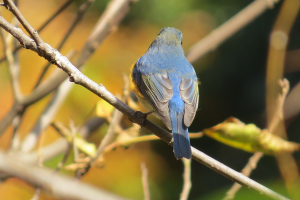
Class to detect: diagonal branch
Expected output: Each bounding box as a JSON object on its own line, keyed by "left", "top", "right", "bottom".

{"left": 0, "top": 0, "right": 74, "bottom": 64}
{"left": 34, "top": 0, "right": 93, "bottom": 88}
{"left": 0, "top": 151, "right": 125, "bottom": 200}
{"left": 0, "top": 0, "right": 134, "bottom": 136}
{"left": 186, "top": 0, "right": 281, "bottom": 63}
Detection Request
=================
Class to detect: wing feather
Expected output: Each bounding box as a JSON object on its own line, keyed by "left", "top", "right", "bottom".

{"left": 180, "top": 79, "right": 199, "bottom": 127}
{"left": 138, "top": 72, "right": 173, "bottom": 129}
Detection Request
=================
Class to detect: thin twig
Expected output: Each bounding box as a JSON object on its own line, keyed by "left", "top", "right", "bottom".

{"left": 34, "top": 0, "right": 93, "bottom": 88}
{"left": 223, "top": 78, "right": 290, "bottom": 200}
{"left": 0, "top": 0, "right": 134, "bottom": 136}
{"left": 266, "top": 0, "right": 300, "bottom": 199}
{"left": 186, "top": 0, "right": 281, "bottom": 63}
{"left": 180, "top": 158, "right": 192, "bottom": 200}
{"left": 0, "top": 151, "right": 124, "bottom": 200}
{"left": 223, "top": 152, "right": 264, "bottom": 200}
{"left": 30, "top": 188, "right": 41, "bottom": 200}
{"left": 21, "top": 51, "right": 76, "bottom": 153}
{"left": 55, "top": 143, "right": 73, "bottom": 173}
{"left": 268, "top": 79, "right": 289, "bottom": 133}
{"left": 141, "top": 162, "right": 150, "bottom": 200}
{"left": 0, "top": 0, "right": 74, "bottom": 64}
{"left": 0, "top": 10, "right": 21, "bottom": 100}
{"left": 95, "top": 108, "right": 123, "bottom": 160}
{"left": 104, "top": 132, "right": 203, "bottom": 153}
{"left": 38, "top": 0, "right": 74, "bottom": 33}
{"left": 3, "top": 0, "right": 44, "bottom": 45}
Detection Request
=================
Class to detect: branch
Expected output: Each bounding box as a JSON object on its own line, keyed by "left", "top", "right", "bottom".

{"left": 186, "top": 0, "right": 281, "bottom": 63}
{"left": 0, "top": 1, "right": 290, "bottom": 199}
{"left": 265, "top": 0, "right": 300, "bottom": 199}
{"left": 0, "top": 0, "right": 134, "bottom": 135}
{"left": 0, "top": 14, "right": 289, "bottom": 200}
{"left": 0, "top": 0, "right": 74, "bottom": 64}
{"left": 223, "top": 152, "right": 264, "bottom": 200}
{"left": 141, "top": 162, "right": 150, "bottom": 200}
{"left": 3, "top": 0, "right": 44, "bottom": 45}
{"left": 34, "top": 0, "right": 93, "bottom": 88}
{"left": 0, "top": 151, "right": 124, "bottom": 200}
{"left": 180, "top": 158, "right": 192, "bottom": 200}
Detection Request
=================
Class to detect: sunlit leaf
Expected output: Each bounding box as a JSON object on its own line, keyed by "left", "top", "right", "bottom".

{"left": 96, "top": 99, "right": 114, "bottom": 118}
{"left": 51, "top": 122, "right": 97, "bottom": 157}
{"left": 204, "top": 117, "right": 300, "bottom": 154}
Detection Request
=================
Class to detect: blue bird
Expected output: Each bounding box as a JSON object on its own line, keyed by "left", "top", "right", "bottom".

{"left": 131, "top": 27, "right": 199, "bottom": 159}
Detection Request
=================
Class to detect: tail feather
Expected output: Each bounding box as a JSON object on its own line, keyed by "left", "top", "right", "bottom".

{"left": 172, "top": 112, "right": 192, "bottom": 159}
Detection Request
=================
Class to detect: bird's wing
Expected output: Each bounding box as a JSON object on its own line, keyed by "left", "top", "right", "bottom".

{"left": 134, "top": 69, "right": 173, "bottom": 130}
{"left": 180, "top": 78, "right": 199, "bottom": 127}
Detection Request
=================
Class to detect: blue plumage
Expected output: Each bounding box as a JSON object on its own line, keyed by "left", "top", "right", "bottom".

{"left": 131, "top": 27, "right": 199, "bottom": 159}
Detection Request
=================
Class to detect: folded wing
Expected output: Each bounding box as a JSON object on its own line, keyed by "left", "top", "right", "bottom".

{"left": 137, "top": 71, "right": 173, "bottom": 130}
{"left": 180, "top": 79, "right": 199, "bottom": 127}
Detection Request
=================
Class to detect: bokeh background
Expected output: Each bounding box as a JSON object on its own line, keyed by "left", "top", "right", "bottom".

{"left": 0, "top": 0, "right": 300, "bottom": 199}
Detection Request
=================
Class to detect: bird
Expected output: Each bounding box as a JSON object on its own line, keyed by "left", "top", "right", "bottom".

{"left": 130, "top": 27, "right": 199, "bottom": 159}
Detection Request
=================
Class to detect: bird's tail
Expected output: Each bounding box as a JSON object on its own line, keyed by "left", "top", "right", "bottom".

{"left": 170, "top": 111, "right": 192, "bottom": 159}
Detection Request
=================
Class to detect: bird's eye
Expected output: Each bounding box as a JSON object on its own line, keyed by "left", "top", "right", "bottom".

{"left": 181, "top": 41, "right": 183, "bottom": 45}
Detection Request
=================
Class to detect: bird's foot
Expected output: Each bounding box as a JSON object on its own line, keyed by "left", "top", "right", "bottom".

{"left": 131, "top": 111, "right": 154, "bottom": 127}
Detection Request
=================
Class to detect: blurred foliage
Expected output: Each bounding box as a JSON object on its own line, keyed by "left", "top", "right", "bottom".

{"left": 0, "top": 0, "right": 299, "bottom": 200}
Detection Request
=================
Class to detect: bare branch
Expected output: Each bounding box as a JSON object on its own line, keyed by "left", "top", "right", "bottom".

{"left": 268, "top": 79, "right": 289, "bottom": 133}
{"left": 223, "top": 152, "right": 264, "bottom": 200}
{"left": 141, "top": 162, "right": 150, "bottom": 200}
{"left": 265, "top": 0, "right": 300, "bottom": 198}
{"left": 34, "top": 0, "right": 93, "bottom": 88}
{"left": 0, "top": 151, "right": 125, "bottom": 200}
{"left": 38, "top": 0, "right": 74, "bottom": 33}
{"left": 191, "top": 147, "right": 288, "bottom": 200}
{"left": 0, "top": 0, "right": 134, "bottom": 135}
{"left": 186, "top": 0, "right": 281, "bottom": 63}
{"left": 3, "top": 0, "right": 44, "bottom": 45}
{"left": 223, "top": 78, "right": 290, "bottom": 199}
{"left": 0, "top": 0, "right": 74, "bottom": 64}
{"left": 21, "top": 80, "right": 74, "bottom": 152}
{"left": 180, "top": 158, "right": 192, "bottom": 200}
{"left": 20, "top": 50, "right": 76, "bottom": 152}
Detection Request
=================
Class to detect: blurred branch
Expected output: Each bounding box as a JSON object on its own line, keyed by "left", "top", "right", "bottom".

{"left": 223, "top": 152, "right": 264, "bottom": 200}
{"left": 3, "top": 0, "right": 44, "bottom": 45}
{"left": 268, "top": 79, "right": 289, "bottom": 132}
{"left": 265, "top": 0, "right": 300, "bottom": 199}
{"left": 34, "top": 0, "right": 93, "bottom": 88}
{"left": 0, "top": 12, "right": 21, "bottom": 100}
{"left": 223, "top": 79, "right": 290, "bottom": 200}
{"left": 37, "top": 0, "right": 74, "bottom": 33}
{"left": 141, "top": 162, "right": 150, "bottom": 200}
{"left": 104, "top": 132, "right": 203, "bottom": 153}
{"left": 0, "top": 0, "right": 134, "bottom": 136}
{"left": 21, "top": 52, "right": 76, "bottom": 153}
{"left": 186, "top": 0, "right": 280, "bottom": 63}
{"left": 180, "top": 158, "right": 192, "bottom": 200}
{"left": 95, "top": 109, "right": 123, "bottom": 158}
{"left": 0, "top": 10, "right": 23, "bottom": 149}
{"left": 30, "top": 188, "right": 41, "bottom": 200}
{"left": 0, "top": 117, "right": 106, "bottom": 180}
{"left": 24, "top": 117, "right": 107, "bottom": 165}
{"left": 0, "top": 0, "right": 74, "bottom": 64}
{"left": 0, "top": 151, "right": 125, "bottom": 200}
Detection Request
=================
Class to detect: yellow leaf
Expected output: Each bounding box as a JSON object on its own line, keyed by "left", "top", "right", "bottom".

{"left": 96, "top": 99, "right": 114, "bottom": 118}
{"left": 51, "top": 122, "right": 97, "bottom": 157}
